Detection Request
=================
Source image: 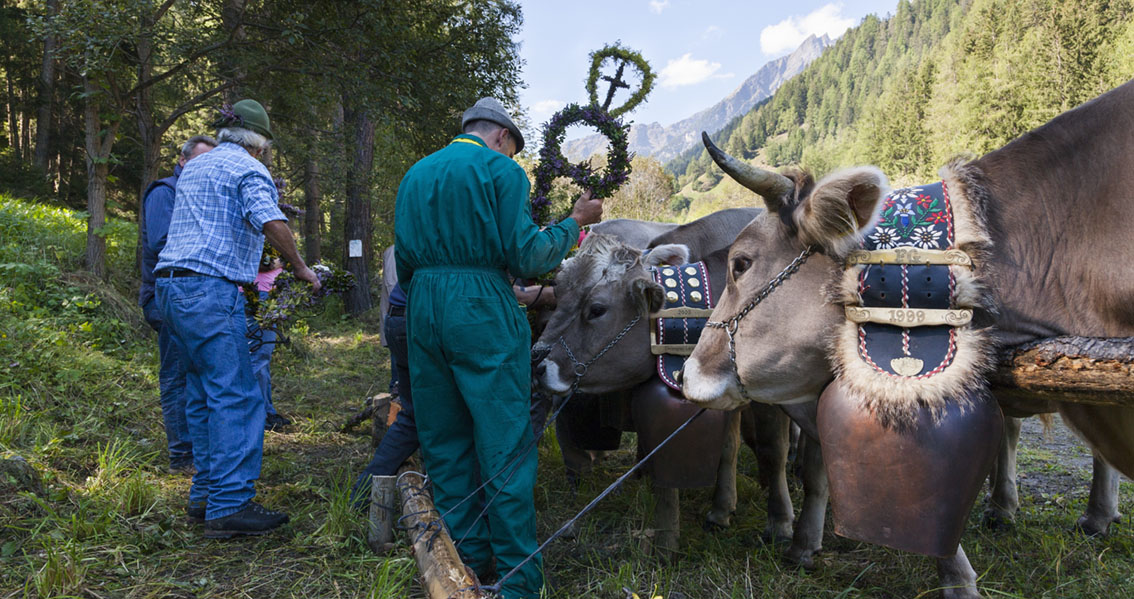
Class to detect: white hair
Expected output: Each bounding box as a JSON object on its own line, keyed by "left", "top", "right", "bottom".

{"left": 217, "top": 127, "right": 271, "bottom": 152}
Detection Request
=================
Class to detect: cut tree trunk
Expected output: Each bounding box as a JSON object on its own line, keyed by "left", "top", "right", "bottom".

{"left": 397, "top": 470, "right": 487, "bottom": 599}
{"left": 990, "top": 336, "right": 1134, "bottom": 407}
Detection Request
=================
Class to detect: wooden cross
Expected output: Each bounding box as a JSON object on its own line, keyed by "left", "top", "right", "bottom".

{"left": 600, "top": 61, "right": 631, "bottom": 111}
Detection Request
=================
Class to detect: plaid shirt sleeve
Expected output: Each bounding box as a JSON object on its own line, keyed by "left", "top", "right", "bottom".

{"left": 241, "top": 170, "right": 286, "bottom": 231}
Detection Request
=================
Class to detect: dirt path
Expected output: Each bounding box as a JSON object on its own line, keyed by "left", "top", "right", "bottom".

{"left": 1016, "top": 415, "right": 1114, "bottom": 499}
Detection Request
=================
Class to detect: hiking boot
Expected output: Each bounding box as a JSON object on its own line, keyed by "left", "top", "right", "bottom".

{"left": 186, "top": 501, "right": 206, "bottom": 525}
{"left": 203, "top": 502, "right": 289, "bottom": 539}
{"left": 168, "top": 460, "right": 196, "bottom": 476}
{"left": 265, "top": 413, "right": 292, "bottom": 432}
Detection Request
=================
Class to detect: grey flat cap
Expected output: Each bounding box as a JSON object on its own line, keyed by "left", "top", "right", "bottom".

{"left": 461, "top": 97, "right": 525, "bottom": 153}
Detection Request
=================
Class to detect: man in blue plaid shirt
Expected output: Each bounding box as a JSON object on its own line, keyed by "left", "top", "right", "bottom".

{"left": 154, "top": 99, "right": 320, "bottom": 538}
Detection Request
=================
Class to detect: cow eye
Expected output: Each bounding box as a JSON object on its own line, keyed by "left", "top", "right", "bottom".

{"left": 587, "top": 303, "right": 607, "bottom": 320}
{"left": 731, "top": 256, "right": 752, "bottom": 279}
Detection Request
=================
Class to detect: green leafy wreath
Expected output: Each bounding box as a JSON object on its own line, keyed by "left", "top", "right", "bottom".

{"left": 531, "top": 104, "right": 631, "bottom": 225}
{"left": 585, "top": 43, "right": 655, "bottom": 117}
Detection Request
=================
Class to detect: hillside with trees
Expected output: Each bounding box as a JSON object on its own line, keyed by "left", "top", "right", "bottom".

{"left": 671, "top": 0, "right": 1134, "bottom": 214}
{"left": 2, "top": 0, "right": 523, "bottom": 313}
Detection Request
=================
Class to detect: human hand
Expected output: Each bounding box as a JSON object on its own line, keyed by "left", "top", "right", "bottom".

{"left": 568, "top": 189, "right": 603, "bottom": 226}
{"left": 296, "top": 265, "right": 322, "bottom": 292}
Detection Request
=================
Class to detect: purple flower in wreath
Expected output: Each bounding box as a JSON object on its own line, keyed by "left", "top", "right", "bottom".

{"left": 911, "top": 225, "right": 942, "bottom": 249}
{"left": 868, "top": 226, "right": 899, "bottom": 249}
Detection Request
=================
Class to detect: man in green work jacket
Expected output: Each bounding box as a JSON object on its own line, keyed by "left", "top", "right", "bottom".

{"left": 394, "top": 97, "right": 603, "bottom": 598}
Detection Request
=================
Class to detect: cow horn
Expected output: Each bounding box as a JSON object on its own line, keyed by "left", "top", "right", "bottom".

{"left": 701, "top": 132, "right": 794, "bottom": 201}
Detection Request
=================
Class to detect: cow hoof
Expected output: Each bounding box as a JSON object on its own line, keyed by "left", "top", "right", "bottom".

{"left": 760, "top": 521, "right": 793, "bottom": 546}
{"left": 784, "top": 546, "right": 818, "bottom": 570}
{"left": 981, "top": 508, "right": 1015, "bottom": 532}
{"left": 647, "top": 530, "right": 680, "bottom": 564}
{"left": 940, "top": 585, "right": 982, "bottom": 599}
{"left": 1075, "top": 516, "right": 1112, "bottom": 538}
{"left": 703, "top": 509, "right": 733, "bottom": 530}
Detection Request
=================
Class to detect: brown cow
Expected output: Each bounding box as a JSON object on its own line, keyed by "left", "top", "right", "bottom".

{"left": 683, "top": 79, "right": 1134, "bottom": 597}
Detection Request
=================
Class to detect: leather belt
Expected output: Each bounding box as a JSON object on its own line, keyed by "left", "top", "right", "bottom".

{"left": 156, "top": 268, "right": 205, "bottom": 278}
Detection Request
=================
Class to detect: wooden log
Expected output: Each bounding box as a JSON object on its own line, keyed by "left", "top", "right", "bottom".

{"left": 396, "top": 471, "right": 487, "bottom": 599}
{"left": 990, "top": 336, "right": 1134, "bottom": 407}
{"left": 367, "top": 474, "right": 398, "bottom": 554}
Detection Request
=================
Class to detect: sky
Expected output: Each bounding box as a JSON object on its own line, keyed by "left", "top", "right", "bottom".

{"left": 517, "top": 1, "right": 899, "bottom": 137}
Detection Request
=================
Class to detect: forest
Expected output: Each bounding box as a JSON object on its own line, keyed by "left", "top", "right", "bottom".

{"left": 668, "top": 0, "right": 1134, "bottom": 217}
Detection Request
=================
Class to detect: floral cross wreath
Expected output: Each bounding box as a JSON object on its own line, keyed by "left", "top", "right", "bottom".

{"left": 531, "top": 43, "right": 654, "bottom": 226}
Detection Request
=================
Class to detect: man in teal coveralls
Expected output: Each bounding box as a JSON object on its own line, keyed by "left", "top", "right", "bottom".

{"left": 394, "top": 97, "right": 603, "bottom": 598}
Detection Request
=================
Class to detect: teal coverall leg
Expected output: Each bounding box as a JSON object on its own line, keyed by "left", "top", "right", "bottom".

{"left": 408, "top": 269, "right": 542, "bottom": 598}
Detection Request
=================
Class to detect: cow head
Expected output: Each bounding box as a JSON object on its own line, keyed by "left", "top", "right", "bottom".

{"left": 533, "top": 233, "right": 690, "bottom": 395}
{"left": 682, "top": 133, "right": 890, "bottom": 410}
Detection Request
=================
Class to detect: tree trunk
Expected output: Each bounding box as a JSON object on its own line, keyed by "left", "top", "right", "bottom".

{"left": 20, "top": 95, "right": 31, "bottom": 161}
{"left": 303, "top": 154, "right": 322, "bottom": 265}
{"left": 342, "top": 98, "right": 375, "bottom": 314}
{"left": 134, "top": 17, "right": 160, "bottom": 277}
{"left": 990, "top": 336, "right": 1134, "bottom": 407}
{"left": 33, "top": 0, "right": 60, "bottom": 171}
{"left": 82, "top": 76, "right": 120, "bottom": 279}
{"left": 221, "top": 0, "right": 248, "bottom": 101}
{"left": 396, "top": 470, "right": 488, "bottom": 599}
{"left": 7, "top": 77, "right": 20, "bottom": 156}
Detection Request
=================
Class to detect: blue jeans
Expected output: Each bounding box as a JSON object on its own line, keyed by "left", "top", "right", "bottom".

{"left": 156, "top": 275, "right": 266, "bottom": 519}
{"left": 352, "top": 313, "right": 418, "bottom": 502}
{"left": 246, "top": 291, "right": 278, "bottom": 416}
{"left": 142, "top": 297, "right": 193, "bottom": 467}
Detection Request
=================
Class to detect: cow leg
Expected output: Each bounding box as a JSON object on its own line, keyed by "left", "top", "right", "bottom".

{"left": 742, "top": 404, "right": 793, "bottom": 543}
{"left": 983, "top": 416, "right": 1022, "bottom": 530}
{"left": 705, "top": 409, "right": 740, "bottom": 529}
{"left": 935, "top": 544, "right": 981, "bottom": 599}
{"left": 651, "top": 484, "right": 680, "bottom": 562}
{"left": 784, "top": 433, "right": 828, "bottom": 569}
{"left": 1076, "top": 452, "right": 1123, "bottom": 536}
{"left": 1058, "top": 403, "right": 1134, "bottom": 479}
{"left": 554, "top": 417, "right": 591, "bottom": 497}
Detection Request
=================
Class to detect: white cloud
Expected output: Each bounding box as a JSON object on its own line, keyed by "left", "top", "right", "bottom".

{"left": 760, "top": 3, "right": 854, "bottom": 56}
{"left": 658, "top": 53, "right": 734, "bottom": 88}
{"left": 702, "top": 25, "right": 724, "bottom": 40}
{"left": 530, "top": 99, "right": 565, "bottom": 122}
{"left": 649, "top": 0, "right": 669, "bottom": 15}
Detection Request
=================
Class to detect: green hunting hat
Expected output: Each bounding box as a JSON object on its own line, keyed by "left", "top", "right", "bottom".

{"left": 217, "top": 99, "right": 273, "bottom": 140}
{"left": 461, "top": 97, "right": 524, "bottom": 153}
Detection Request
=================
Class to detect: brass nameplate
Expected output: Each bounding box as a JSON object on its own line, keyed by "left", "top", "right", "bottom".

{"left": 651, "top": 344, "right": 696, "bottom": 356}
{"left": 845, "top": 306, "right": 972, "bottom": 327}
{"left": 845, "top": 247, "right": 972, "bottom": 267}
{"left": 653, "top": 307, "right": 714, "bottom": 319}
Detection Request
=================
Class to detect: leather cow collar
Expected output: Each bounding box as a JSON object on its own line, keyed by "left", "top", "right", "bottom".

{"left": 651, "top": 261, "right": 714, "bottom": 391}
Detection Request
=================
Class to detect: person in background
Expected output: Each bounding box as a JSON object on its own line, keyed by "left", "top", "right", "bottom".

{"left": 378, "top": 245, "right": 400, "bottom": 396}
{"left": 246, "top": 256, "right": 290, "bottom": 431}
{"left": 154, "top": 99, "right": 319, "bottom": 538}
{"left": 138, "top": 134, "right": 216, "bottom": 475}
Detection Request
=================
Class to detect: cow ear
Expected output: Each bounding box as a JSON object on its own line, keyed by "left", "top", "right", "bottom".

{"left": 630, "top": 277, "right": 665, "bottom": 315}
{"left": 643, "top": 243, "right": 690, "bottom": 267}
{"left": 795, "top": 166, "right": 889, "bottom": 256}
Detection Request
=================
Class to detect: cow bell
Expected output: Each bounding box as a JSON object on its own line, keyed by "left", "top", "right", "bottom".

{"left": 817, "top": 379, "right": 1003, "bottom": 558}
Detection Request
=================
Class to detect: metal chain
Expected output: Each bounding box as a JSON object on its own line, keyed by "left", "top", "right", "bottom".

{"left": 704, "top": 246, "right": 816, "bottom": 397}
{"left": 558, "top": 314, "right": 642, "bottom": 379}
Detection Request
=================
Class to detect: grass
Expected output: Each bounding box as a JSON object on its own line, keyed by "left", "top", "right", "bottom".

{"left": 2, "top": 192, "right": 1133, "bottom": 598}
